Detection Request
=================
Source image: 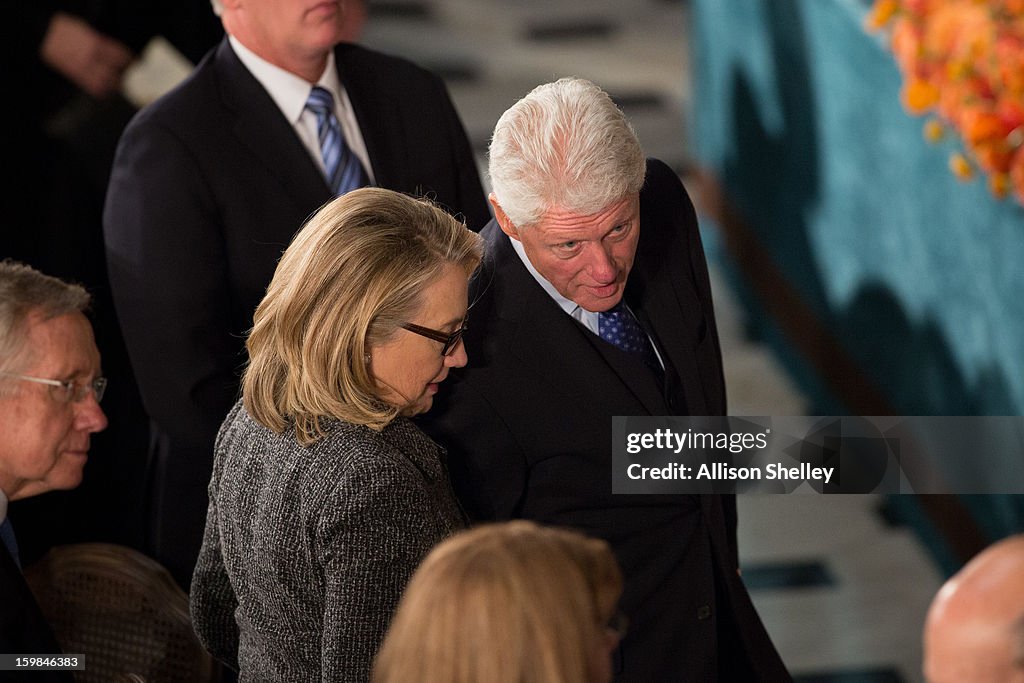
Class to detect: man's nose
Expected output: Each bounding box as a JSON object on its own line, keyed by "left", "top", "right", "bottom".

{"left": 585, "top": 244, "right": 617, "bottom": 282}
{"left": 75, "top": 393, "right": 109, "bottom": 433}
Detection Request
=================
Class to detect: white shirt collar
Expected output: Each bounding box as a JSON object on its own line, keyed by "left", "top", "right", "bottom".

{"left": 0, "top": 488, "right": 8, "bottom": 523}
{"left": 228, "top": 35, "right": 343, "bottom": 125}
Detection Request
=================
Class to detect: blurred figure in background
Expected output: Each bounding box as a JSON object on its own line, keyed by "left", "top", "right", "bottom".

{"left": 5, "top": 0, "right": 223, "bottom": 569}
{"left": 373, "top": 520, "right": 625, "bottom": 683}
{"left": 0, "top": 260, "right": 107, "bottom": 670}
{"left": 190, "top": 188, "right": 482, "bottom": 681}
{"left": 923, "top": 533, "right": 1024, "bottom": 683}
{"left": 104, "top": 0, "right": 488, "bottom": 588}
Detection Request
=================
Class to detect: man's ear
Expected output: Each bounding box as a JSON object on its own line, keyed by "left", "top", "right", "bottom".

{"left": 489, "top": 194, "right": 521, "bottom": 242}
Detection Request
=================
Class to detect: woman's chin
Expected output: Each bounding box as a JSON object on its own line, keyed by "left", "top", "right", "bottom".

{"left": 400, "top": 396, "right": 433, "bottom": 417}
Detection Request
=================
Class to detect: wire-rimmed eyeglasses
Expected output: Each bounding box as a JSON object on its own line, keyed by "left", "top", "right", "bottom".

{"left": 0, "top": 372, "right": 107, "bottom": 403}
{"left": 400, "top": 322, "right": 467, "bottom": 357}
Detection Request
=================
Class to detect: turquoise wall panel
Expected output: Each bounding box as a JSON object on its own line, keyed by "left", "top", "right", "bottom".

{"left": 690, "top": 0, "right": 1024, "bottom": 417}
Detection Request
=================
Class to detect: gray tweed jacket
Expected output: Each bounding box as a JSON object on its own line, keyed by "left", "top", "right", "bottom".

{"left": 190, "top": 400, "right": 466, "bottom": 682}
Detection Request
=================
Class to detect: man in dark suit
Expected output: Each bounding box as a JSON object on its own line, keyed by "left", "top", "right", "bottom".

{"left": 0, "top": 261, "right": 108, "bottom": 676}
{"left": 418, "top": 78, "right": 790, "bottom": 681}
{"left": 102, "top": 0, "right": 490, "bottom": 588}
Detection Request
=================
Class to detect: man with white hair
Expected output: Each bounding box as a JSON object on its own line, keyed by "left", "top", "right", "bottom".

{"left": 420, "top": 77, "right": 789, "bottom": 681}
{"left": 923, "top": 533, "right": 1024, "bottom": 683}
{"left": 0, "top": 260, "right": 107, "bottom": 666}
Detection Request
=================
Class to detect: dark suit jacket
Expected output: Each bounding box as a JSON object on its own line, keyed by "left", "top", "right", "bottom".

{"left": 0, "top": 545, "right": 74, "bottom": 682}
{"left": 418, "top": 159, "right": 790, "bottom": 681}
{"left": 102, "top": 38, "right": 489, "bottom": 587}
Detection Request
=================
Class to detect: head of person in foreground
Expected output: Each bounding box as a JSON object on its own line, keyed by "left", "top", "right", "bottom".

{"left": 372, "top": 519, "right": 626, "bottom": 683}
{"left": 923, "top": 533, "right": 1024, "bottom": 683}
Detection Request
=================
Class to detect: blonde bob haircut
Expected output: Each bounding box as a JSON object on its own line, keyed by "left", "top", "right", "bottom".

{"left": 372, "top": 520, "right": 624, "bottom": 683}
{"left": 242, "top": 187, "right": 483, "bottom": 444}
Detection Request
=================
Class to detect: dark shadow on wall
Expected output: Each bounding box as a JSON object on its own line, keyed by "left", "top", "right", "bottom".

{"left": 704, "top": 0, "right": 1024, "bottom": 565}
{"left": 840, "top": 284, "right": 1023, "bottom": 573}
{"left": 840, "top": 283, "right": 1017, "bottom": 416}
{"left": 720, "top": 0, "right": 828, "bottom": 334}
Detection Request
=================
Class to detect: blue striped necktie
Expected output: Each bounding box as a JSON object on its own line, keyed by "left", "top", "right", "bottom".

{"left": 305, "top": 86, "right": 369, "bottom": 195}
{"left": 0, "top": 518, "right": 20, "bottom": 569}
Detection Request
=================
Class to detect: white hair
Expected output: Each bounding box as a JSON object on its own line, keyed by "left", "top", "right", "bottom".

{"left": 210, "top": 0, "right": 223, "bottom": 16}
{"left": 487, "top": 77, "right": 646, "bottom": 228}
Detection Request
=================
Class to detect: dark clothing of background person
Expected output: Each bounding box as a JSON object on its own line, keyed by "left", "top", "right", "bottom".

{"left": 0, "top": 541, "right": 75, "bottom": 683}
{"left": 103, "top": 38, "right": 489, "bottom": 588}
{"left": 5, "top": 1, "right": 222, "bottom": 268}
{"left": 3, "top": 1, "right": 223, "bottom": 568}
{"left": 419, "top": 159, "right": 791, "bottom": 682}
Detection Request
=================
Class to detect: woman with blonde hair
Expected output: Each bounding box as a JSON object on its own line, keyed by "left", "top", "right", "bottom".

{"left": 190, "top": 187, "right": 483, "bottom": 682}
{"left": 372, "top": 520, "right": 626, "bottom": 683}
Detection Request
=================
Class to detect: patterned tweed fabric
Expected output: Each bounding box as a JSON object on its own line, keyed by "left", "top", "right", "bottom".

{"left": 190, "top": 400, "right": 465, "bottom": 681}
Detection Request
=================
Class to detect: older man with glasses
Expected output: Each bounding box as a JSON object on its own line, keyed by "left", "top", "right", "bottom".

{"left": 0, "top": 260, "right": 107, "bottom": 663}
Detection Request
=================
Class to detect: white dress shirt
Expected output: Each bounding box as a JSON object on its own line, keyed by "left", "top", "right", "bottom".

{"left": 227, "top": 36, "right": 376, "bottom": 184}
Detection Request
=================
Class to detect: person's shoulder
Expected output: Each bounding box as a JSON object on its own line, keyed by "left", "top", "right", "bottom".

{"left": 308, "top": 419, "right": 413, "bottom": 472}
{"left": 640, "top": 157, "right": 696, "bottom": 218}
{"left": 643, "top": 157, "right": 685, "bottom": 193}
{"left": 479, "top": 217, "right": 504, "bottom": 243}
{"left": 308, "top": 421, "right": 441, "bottom": 508}
{"left": 334, "top": 43, "right": 445, "bottom": 87}
{"left": 216, "top": 401, "right": 289, "bottom": 456}
{"left": 222, "top": 417, "right": 394, "bottom": 496}
{"left": 122, "top": 45, "right": 225, "bottom": 133}
{"left": 216, "top": 399, "right": 248, "bottom": 440}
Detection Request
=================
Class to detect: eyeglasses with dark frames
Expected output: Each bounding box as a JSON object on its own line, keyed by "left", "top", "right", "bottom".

{"left": 0, "top": 372, "right": 107, "bottom": 404}
{"left": 400, "top": 322, "right": 467, "bottom": 357}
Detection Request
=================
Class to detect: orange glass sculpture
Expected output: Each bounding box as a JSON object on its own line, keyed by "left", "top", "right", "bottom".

{"left": 867, "top": 0, "right": 1024, "bottom": 205}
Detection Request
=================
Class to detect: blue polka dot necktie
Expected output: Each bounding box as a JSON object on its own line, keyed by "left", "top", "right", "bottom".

{"left": 0, "top": 518, "right": 20, "bottom": 569}
{"left": 305, "top": 86, "right": 369, "bottom": 196}
{"left": 598, "top": 302, "right": 662, "bottom": 373}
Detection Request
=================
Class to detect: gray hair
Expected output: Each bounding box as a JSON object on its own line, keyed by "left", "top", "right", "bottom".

{"left": 487, "top": 77, "right": 646, "bottom": 228}
{"left": 0, "top": 260, "right": 90, "bottom": 379}
{"left": 210, "top": 0, "right": 223, "bottom": 16}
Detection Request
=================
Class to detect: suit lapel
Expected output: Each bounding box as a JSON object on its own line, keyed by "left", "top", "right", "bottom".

{"left": 213, "top": 39, "right": 331, "bottom": 212}
{"left": 485, "top": 226, "right": 662, "bottom": 415}
{"left": 630, "top": 182, "right": 712, "bottom": 415}
{"left": 630, "top": 276, "right": 710, "bottom": 415}
{"left": 0, "top": 542, "right": 64, "bottom": 657}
